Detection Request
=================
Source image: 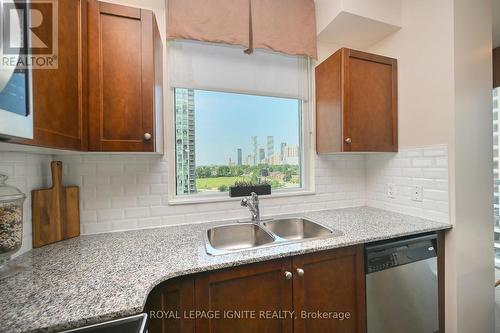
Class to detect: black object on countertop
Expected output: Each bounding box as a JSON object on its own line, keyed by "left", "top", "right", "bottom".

{"left": 229, "top": 184, "right": 271, "bottom": 197}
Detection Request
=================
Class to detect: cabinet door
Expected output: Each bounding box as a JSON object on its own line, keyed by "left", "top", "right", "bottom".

{"left": 145, "top": 277, "right": 196, "bottom": 333}
{"left": 292, "top": 246, "right": 365, "bottom": 333}
{"left": 195, "top": 259, "right": 293, "bottom": 333}
{"left": 343, "top": 49, "right": 397, "bottom": 152}
{"left": 87, "top": 1, "right": 155, "bottom": 151}
{"left": 315, "top": 50, "right": 342, "bottom": 154}
{"left": 15, "top": 0, "right": 87, "bottom": 150}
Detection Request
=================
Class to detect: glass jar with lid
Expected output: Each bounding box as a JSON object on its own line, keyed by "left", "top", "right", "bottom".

{"left": 0, "top": 174, "right": 26, "bottom": 271}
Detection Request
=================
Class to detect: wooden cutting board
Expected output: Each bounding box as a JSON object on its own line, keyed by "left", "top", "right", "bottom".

{"left": 32, "top": 161, "right": 80, "bottom": 248}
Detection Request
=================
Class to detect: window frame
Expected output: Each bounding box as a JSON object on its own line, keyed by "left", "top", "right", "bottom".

{"left": 166, "top": 62, "right": 315, "bottom": 205}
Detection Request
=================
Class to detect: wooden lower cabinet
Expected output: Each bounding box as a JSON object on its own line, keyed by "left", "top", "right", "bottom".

{"left": 196, "top": 259, "right": 293, "bottom": 333}
{"left": 145, "top": 277, "right": 196, "bottom": 333}
{"left": 145, "top": 246, "right": 365, "bottom": 333}
{"left": 292, "top": 245, "right": 365, "bottom": 333}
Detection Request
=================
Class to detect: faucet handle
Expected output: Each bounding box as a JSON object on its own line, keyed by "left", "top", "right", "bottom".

{"left": 240, "top": 198, "right": 248, "bottom": 207}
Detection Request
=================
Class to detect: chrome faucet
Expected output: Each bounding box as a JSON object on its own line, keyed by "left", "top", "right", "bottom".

{"left": 241, "top": 192, "right": 260, "bottom": 222}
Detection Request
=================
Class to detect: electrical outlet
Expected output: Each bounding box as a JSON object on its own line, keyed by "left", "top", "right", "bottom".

{"left": 412, "top": 185, "right": 423, "bottom": 202}
{"left": 387, "top": 183, "right": 396, "bottom": 198}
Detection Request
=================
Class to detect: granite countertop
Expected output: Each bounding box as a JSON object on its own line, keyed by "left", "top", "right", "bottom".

{"left": 0, "top": 206, "right": 451, "bottom": 333}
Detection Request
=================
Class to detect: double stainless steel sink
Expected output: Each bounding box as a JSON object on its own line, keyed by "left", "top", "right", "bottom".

{"left": 205, "top": 217, "right": 342, "bottom": 255}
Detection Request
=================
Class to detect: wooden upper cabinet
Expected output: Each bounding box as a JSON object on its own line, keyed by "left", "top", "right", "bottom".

{"left": 292, "top": 246, "right": 366, "bottom": 333}
{"left": 87, "top": 1, "right": 162, "bottom": 152}
{"left": 316, "top": 48, "right": 398, "bottom": 153}
{"left": 195, "top": 259, "right": 294, "bottom": 333}
{"left": 15, "top": 0, "right": 87, "bottom": 150}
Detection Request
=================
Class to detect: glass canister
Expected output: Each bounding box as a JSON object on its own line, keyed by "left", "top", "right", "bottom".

{"left": 0, "top": 174, "right": 26, "bottom": 269}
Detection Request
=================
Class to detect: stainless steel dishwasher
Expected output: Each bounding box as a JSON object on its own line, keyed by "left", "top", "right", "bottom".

{"left": 365, "top": 233, "right": 439, "bottom": 333}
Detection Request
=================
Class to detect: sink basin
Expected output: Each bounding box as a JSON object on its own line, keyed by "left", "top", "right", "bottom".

{"left": 204, "top": 217, "right": 342, "bottom": 255}
{"left": 262, "top": 217, "right": 336, "bottom": 240}
{"left": 206, "top": 223, "right": 275, "bottom": 254}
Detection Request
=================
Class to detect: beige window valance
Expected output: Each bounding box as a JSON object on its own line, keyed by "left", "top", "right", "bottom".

{"left": 166, "top": 0, "right": 317, "bottom": 59}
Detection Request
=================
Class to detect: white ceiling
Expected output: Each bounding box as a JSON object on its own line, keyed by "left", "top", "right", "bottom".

{"left": 494, "top": 0, "right": 500, "bottom": 47}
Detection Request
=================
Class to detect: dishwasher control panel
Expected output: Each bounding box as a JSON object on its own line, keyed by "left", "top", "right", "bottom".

{"left": 365, "top": 233, "right": 437, "bottom": 274}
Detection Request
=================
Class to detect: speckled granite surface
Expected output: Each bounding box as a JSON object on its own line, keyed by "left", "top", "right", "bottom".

{"left": 0, "top": 206, "right": 451, "bottom": 333}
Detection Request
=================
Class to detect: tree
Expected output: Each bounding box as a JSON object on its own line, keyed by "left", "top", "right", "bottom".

{"left": 216, "top": 165, "right": 231, "bottom": 177}
{"left": 218, "top": 184, "right": 228, "bottom": 192}
{"left": 283, "top": 171, "right": 293, "bottom": 182}
{"left": 196, "top": 166, "right": 212, "bottom": 178}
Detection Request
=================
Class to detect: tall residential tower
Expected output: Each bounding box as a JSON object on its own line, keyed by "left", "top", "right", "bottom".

{"left": 175, "top": 88, "right": 196, "bottom": 194}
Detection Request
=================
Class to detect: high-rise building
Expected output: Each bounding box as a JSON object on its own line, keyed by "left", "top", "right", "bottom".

{"left": 283, "top": 144, "right": 299, "bottom": 165}
{"left": 269, "top": 153, "right": 281, "bottom": 165}
{"left": 237, "top": 148, "right": 242, "bottom": 166}
{"left": 267, "top": 136, "right": 274, "bottom": 160}
{"left": 245, "top": 154, "right": 254, "bottom": 166}
{"left": 280, "top": 142, "right": 287, "bottom": 160}
{"left": 175, "top": 88, "right": 196, "bottom": 194}
{"left": 259, "top": 148, "right": 265, "bottom": 163}
{"left": 252, "top": 136, "right": 258, "bottom": 165}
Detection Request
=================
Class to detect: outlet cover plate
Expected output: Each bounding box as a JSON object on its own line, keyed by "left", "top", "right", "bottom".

{"left": 387, "top": 183, "right": 396, "bottom": 198}
{"left": 412, "top": 185, "right": 423, "bottom": 202}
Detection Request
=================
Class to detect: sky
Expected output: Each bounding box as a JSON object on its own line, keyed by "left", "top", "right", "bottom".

{"left": 194, "top": 90, "right": 300, "bottom": 166}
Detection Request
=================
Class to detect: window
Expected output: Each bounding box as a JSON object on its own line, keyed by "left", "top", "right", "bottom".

{"left": 174, "top": 88, "right": 303, "bottom": 196}
{"left": 168, "top": 40, "right": 311, "bottom": 199}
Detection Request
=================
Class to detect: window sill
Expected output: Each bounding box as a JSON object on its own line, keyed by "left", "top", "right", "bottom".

{"left": 168, "top": 189, "right": 315, "bottom": 206}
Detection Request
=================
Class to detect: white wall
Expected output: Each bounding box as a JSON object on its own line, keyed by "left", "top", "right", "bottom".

{"left": 368, "top": 0, "right": 455, "bottom": 149}
{"left": 448, "top": 0, "right": 494, "bottom": 331}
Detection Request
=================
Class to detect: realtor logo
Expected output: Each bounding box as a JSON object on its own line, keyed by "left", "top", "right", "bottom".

{"left": 0, "top": 0, "right": 58, "bottom": 69}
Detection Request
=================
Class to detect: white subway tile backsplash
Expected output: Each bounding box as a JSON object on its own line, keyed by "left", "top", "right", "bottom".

{"left": 84, "top": 198, "right": 111, "bottom": 210}
{"left": 125, "top": 207, "right": 150, "bottom": 218}
{"left": 97, "top": 164, "right": 124, "bottom": 176}
{"left": 138, "top": 217, "right": 162, "bottom": 228}
{"left": 111, "top": 219, "right": 138, "bottom": 231}
{"left": 97, "top": 209, "right": 124, "bottom": 221}
{"left": 111, "top": 196, "right": 137, "bottom": 208}
{"left": 422, "top": 168, "right": 448, "bottom": 179}
{"left": 412, "top": 158, "right": 434, "bottom": 167}
{"left": 138, "top": 195, "right": 162, "bottom": 207}
{"left": 137, "top": 173, "right": 163, "bottom": 184}
{"left": 366, "top": 145, "right": 449, "bottom": 222}
{"left": 54, "top": 153, "right": 368, "bottom": 234}
{"left": 0, "top": 145, "right": 449, "bottom": 249}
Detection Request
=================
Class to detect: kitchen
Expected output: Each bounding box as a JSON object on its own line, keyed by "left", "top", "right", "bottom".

{"left": 0, "top": 0, "right": 495, "bottom": 332}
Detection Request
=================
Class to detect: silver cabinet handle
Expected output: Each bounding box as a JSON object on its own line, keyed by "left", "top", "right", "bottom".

{"left": 144, "top": 133, "right": 152, "bottom": 141}
{"left": 296, "top": 268, "right": 304, "bottom": 277}
{"left": 345, "top": 137, "right": 352, "bottom": 144}
{"left": 284, "top": 271, "right": 293, "bottom": 280}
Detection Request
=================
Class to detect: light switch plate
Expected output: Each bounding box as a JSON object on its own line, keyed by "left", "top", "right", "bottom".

{"left": 387, "top": 183, "right": 396, "bottom": 198}
{"left": 412, "top": 185, "right": 423, "bottom": 202}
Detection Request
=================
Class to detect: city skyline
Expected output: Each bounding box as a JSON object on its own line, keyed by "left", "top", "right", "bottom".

{"left": 234, "top": 136, "right": 299, "bottom": 166}
{"left": 194, "top": 90, "right": 300, "bottom": 165}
